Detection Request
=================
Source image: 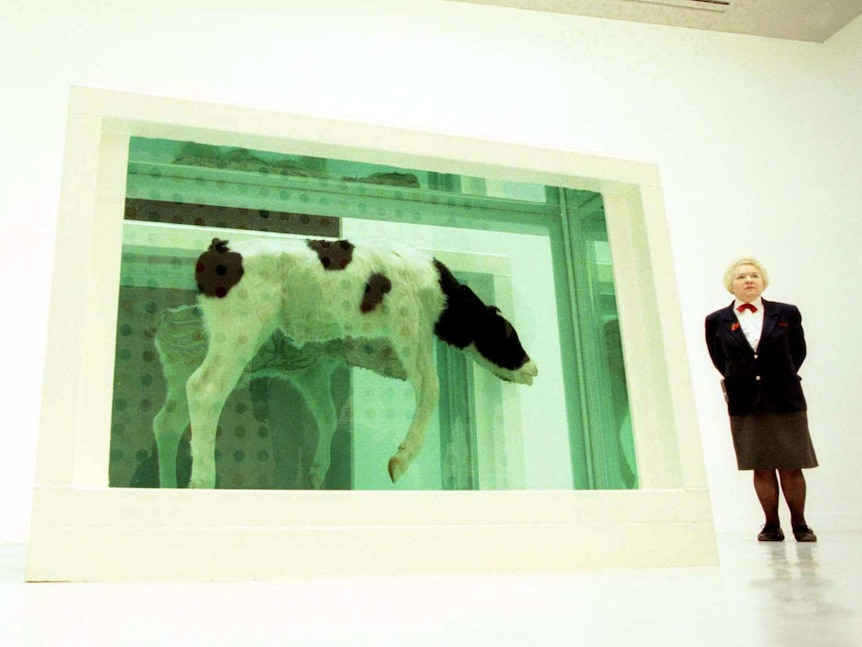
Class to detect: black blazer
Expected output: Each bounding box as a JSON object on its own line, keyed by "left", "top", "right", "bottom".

{"left": 705, "top": 299, "right": 807, "bottom": 416}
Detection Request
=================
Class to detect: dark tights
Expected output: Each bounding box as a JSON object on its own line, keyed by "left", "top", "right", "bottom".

{"left": 753, "top": 468, "right": 808, "bottom": 528}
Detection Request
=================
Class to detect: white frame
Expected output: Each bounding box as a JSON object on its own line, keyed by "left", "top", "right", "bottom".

{"left": 28, "top": 86, "right": 716, "bottom": 581}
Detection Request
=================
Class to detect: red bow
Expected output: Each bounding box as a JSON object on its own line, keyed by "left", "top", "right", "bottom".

{"left": 737, "top": 303, "right": 757, "bottom": 313}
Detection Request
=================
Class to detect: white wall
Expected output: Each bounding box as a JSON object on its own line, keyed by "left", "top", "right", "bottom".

{"left": 1, "top": 0, "right": 860, "bottom": 541}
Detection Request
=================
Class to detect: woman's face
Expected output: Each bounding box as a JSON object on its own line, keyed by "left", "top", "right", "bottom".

{"left": 731, "top": 264, "right": 765, "bottom": 303}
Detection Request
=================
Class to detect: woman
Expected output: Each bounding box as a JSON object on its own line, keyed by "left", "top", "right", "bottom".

{"left": 705, "top": 257, "right": 818, "bottom": 542}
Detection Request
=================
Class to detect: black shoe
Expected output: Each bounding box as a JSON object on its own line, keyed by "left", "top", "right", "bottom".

{"left": 792, "top": 525, "right": 817, "bottom": 542}
{"left": 757, "top": 524, "right": 785, "bottom": 542}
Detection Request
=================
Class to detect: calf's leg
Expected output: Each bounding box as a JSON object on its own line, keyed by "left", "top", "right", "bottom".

{"left": 287, "top": 360, "right": 339, "bottom": 489}
{"left": 186, "top": 321, "right": 271, "bottom": 489}
{"left": 387, "top": 329, "right": 440, "bottom": 483}
{"left": 152, "top": 306, "right": 208, "bottom": 488}
{"left": 153, "top": 382, "right": 190, "bottom": 488}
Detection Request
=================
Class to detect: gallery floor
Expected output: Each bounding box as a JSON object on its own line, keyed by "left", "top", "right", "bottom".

{"left": 1, "top": 532, "right": 859, "bottom": 646}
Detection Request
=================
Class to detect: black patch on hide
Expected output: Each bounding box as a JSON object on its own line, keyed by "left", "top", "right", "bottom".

{"left": 195, "top": 238, "right": 244, "bottom": 298}
{"left": 361, "top": 273, "right": 392, "bottom": 313}
{"left": 308, "top": 239, "right": 354, "bottom": 270}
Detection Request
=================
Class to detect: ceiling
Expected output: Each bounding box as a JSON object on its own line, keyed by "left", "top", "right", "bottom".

{"left": 450, "top": 0, "right": 862, "bottom": 42}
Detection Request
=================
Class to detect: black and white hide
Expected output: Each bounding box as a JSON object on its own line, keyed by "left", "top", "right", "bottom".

{"left": 180, "top": 237, "right": 538, "bottom": 488}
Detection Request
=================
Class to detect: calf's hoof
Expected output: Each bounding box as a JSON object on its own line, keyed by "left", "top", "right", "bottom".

{"left": 388, "top": 455, "right": 408, "bottom": 483}
{"left": 187, "top": 475, "right": 216, "bottom": 489}
{"left": 305, "top": 469, "right": 325, "bottom": 490}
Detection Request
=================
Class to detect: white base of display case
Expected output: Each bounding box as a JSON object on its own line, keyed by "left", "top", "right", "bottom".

{"left": 28, "top": 486, "right": 717, "bottom": 581}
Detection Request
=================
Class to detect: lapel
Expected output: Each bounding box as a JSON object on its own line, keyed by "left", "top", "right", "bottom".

{"left": 721, "top": 302, "right": 751, "bottom": 349}
{"left": 759, "top": 298, "right": 780, "bottom": 345}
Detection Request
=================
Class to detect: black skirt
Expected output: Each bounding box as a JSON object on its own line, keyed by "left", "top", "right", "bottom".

{"left": 729, "top": 411, "right": 818, "bottom": 470}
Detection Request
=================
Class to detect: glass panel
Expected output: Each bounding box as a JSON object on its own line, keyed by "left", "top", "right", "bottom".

{"left": 109, "top": 137, "right": 637, "bottom": 490}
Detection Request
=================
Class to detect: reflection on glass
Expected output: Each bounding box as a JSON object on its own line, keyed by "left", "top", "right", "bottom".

{"left": 109, "top": 138, "right": 637, "bottom": 490}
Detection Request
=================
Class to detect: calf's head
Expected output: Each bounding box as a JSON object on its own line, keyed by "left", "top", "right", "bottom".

{"left": 467, "top": 306, "right": 538, "bottom": 386}
{"left": 433, "top": 259, "right": 538, "bottom": 386}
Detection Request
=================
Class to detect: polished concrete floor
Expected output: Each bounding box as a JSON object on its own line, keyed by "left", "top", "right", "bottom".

{"left": 1, "top": 532, "right": 860, "bottom": 646}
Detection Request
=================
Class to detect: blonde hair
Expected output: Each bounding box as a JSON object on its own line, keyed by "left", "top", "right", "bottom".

{"left": 723, "top": 257, "right": 770, "bottom": 293}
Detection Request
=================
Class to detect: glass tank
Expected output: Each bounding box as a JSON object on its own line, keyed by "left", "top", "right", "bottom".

{"left": 108, "top": 137, "right": 636, "bottom": 491}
